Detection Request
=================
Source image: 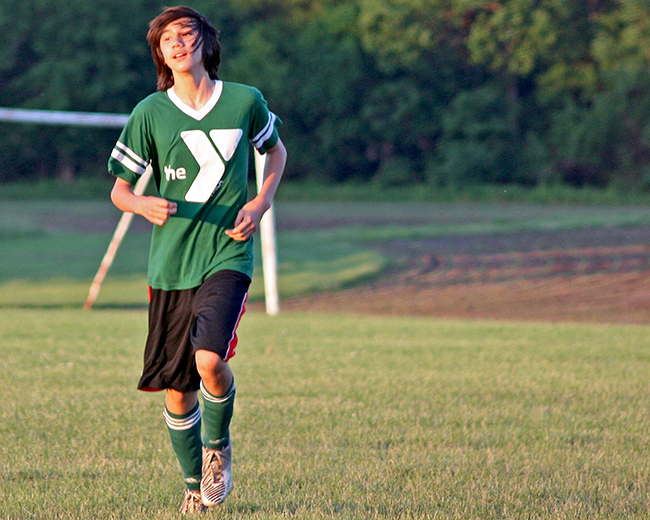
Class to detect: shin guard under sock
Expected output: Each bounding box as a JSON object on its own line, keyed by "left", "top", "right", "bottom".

{"left": 164, "top": 402, "right": 202, "bottom": 490}
{"left": 200, "top": 379, "right": 235, "bottom": 449}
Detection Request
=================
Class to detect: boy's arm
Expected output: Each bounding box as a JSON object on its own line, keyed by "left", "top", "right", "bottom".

{"left": 111, "top": 177, "right": 177, "bottom": 226}
{"left": 225, "top": 137, "right": 287, "bottom": 242}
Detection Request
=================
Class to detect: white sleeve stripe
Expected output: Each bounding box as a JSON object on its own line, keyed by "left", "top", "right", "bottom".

{"left": 251, "top": 112, "right": 277, "bottom": 149}
{"left": 111, "top": 148, "right": 147, "bottom": 175}
{"left": 115, "top": 141, "right": 148, "bottom": 169}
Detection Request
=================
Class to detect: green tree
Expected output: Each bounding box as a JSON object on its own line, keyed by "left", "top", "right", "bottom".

{"left": 4, "top": 0, "right": 650, "bottom": 190}
{"left": 0, "top": 0, "right": 157, "bottom": 182}
{"left": 460, "top": 0, "right": 611, "bottom": 100}
{"left": 220, "top": 0, "right": 373, "bottom": 181}
{"left": 454, "top": 0, "right": 650, "bottom": 188}
{"left": 356, "top": 0, "right": 469, "bottom": 186}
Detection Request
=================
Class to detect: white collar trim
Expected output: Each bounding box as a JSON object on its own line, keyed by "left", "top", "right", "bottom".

{"left": 167, "top": 81, "right": 223, "bottom": 120}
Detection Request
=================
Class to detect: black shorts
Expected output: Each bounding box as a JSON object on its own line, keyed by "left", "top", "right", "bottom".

{"left": 138, "top": 270, "right": 251, "bottom": 393}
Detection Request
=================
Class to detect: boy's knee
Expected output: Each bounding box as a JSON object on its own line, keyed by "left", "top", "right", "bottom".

{"left": 195, "top": 349, "right": 227, "bottom": 380}
{"left": 165, "top": 388, "right": 197, "bottom": 414}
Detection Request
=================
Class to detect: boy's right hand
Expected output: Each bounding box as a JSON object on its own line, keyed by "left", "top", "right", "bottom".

{"left": 111, "top": 178, "right": 177, "bottom": 226}
{"left": 137, "top": 196, "right": 177, "bottom": 226}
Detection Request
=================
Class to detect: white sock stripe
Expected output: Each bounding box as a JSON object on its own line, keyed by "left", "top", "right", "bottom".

{"left": 164, "top": 409, "right": 201, "bottom": 430}
{"left": 163, "top": 406, "right": 201, "bottom": 431}
{"left": 200, "top": 380, "right": 236, "bottom": 404}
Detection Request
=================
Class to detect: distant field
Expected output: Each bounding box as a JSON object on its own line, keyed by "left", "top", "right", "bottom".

{"left": 3, "top": 199, "right": 650, "bottom": 318}
{"left": 0, "top": 200, "right": 389, "bottom": 308}
{"left": 1, "top": 309, "right": 649, "bottom": 519}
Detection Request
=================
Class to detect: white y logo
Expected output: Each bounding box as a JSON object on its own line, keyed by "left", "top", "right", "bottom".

{"left": 180, "top": 129, "right": 243, "bottom": 203}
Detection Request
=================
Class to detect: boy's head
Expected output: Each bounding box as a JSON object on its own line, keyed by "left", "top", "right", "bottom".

{"left": 147, "top": 6, "right": 221, "bottom": 91}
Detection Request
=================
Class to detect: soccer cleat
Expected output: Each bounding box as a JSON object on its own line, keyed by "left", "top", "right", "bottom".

{"left": 179, "top": 489, "right": 207, "bottom": 514}
{"left": 200, "top": 443, "right": 233, "bottom": 506}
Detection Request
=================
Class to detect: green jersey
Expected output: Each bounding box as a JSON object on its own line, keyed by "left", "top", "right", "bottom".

{"left": 108, "top": 81, "right": 281, "bottom": 290}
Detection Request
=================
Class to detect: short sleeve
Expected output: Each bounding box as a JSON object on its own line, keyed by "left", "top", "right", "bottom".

{"left": 108, "top": 103, "right": 152, "bottom": 185}
{"left": 249, "top": 89, "right": 283, "bottom": 154}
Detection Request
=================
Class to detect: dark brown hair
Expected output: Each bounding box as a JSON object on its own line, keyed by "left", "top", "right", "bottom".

{"left": 147, "top": 6, "right": 221, "bottom": 91}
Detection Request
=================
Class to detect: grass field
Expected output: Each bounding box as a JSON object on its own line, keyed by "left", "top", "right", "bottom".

{"left": 2, "top": 199, "right": 650, "bottom": 518}
{"left": 1, "top": 309, "right": 649, "bottom": 519}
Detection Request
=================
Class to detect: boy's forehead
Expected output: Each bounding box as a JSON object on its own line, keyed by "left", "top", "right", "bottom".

{"left": 162, "top": 18, "right": 195, "bottom": 32}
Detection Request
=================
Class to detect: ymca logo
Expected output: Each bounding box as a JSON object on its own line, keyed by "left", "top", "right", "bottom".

{"left": 177, "top": 129, "right": 243, "bottom": 203}
{"left": 164, "top": 165, "right": 186, "bottom": 181}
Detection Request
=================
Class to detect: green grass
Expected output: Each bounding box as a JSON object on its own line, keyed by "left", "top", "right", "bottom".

{"left": 0, "top": 200, "right": 387, "bottom": 307}
{"left": 1, "top": 309, "right": 649, "bottom": 519}
{"left": 279, "top": 200, "right": 650, "bottom": 242}
{"left": 4, "top": 177, "right": 650, "bottom": 205}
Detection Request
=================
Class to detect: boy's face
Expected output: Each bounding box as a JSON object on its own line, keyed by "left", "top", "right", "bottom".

{"left": 160, "top": 18, "right": 204, "bottom": 75}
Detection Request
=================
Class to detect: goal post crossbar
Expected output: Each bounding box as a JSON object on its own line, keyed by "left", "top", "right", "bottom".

{"left": 0, "top": 107, "right": 129, "bottom": 128}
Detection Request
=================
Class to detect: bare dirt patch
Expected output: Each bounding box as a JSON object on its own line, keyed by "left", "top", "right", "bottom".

{"left": 268, "top": 226, "right": 650, "bottom": 325}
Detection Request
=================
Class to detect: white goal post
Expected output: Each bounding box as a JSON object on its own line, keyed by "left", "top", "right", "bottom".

{"left": 254, "top": 150, "right": 280, "bottom": 315}
{"left": 1, "top": 107, "right": 280, "bottom": 314}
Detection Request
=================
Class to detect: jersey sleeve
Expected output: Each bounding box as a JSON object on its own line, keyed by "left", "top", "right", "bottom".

{"left": 108, "top": 103, "right": 153, "bottom": 185}
{"left": 249, "top": 89, "right": 283, "bottom": 154}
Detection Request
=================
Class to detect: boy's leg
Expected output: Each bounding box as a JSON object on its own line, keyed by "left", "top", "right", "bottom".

{"left": 193, "top": 269, "right": 249, "bottom": 451}
{"left": 191, "top": 270, "right": 250, "bottom": 506}
{"left": 141, "top": 284, "right": 207, "bottom": 513}
{"left": 196, "top": 351, "right": 235, "bottom": 449}
{"left": 164, "top": 390, "right": 203, "bottom": 494}
{"left": 195, "top": 351, "right": 236, "bottom": 506}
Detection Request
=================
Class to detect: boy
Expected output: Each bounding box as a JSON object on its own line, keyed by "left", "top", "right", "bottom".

{"left": 108, "top": 6, "right": 286, "bottom": 514}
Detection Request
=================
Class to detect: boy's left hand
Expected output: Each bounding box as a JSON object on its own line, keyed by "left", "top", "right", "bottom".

{"left": 225, "top": 199, "right": 269, "bottom": 241}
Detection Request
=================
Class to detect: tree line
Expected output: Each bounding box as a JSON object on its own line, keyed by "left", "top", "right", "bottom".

{"left": 2, "top": 0, "right": 650, "bottom": 190}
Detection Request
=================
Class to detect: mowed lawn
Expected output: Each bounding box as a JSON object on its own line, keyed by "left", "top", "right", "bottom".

{"left": 1, "top": 308, "right": 649, "bottom": 519}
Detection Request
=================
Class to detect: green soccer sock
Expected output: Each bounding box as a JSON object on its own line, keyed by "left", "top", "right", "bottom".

{"left": 200, "top": 379, "right": 235, "bottom": 450}
{"left": 164, "top": 402, "right": 203, "bottom": 490}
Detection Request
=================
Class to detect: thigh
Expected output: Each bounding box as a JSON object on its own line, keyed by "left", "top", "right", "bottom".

{"left": 191, "top": 270, "right": 251, "bottom": 361}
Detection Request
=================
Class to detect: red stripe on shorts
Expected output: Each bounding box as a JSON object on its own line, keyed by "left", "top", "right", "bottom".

{"left": 224, "top": 293, "right": 248, "bottom": 361}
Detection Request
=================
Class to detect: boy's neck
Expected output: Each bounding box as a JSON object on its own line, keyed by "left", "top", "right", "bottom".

{"left": 171, "top": 71, "right": 216, "bottom": 111}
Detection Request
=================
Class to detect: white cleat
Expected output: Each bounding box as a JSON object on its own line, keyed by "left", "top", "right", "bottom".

{"left": 201, "top": 443, "right": 233, "bottom": 507}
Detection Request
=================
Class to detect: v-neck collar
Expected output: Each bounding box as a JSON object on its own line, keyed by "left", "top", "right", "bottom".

{"left": 167, "top": 80, "right": 223, "bottom": 121}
